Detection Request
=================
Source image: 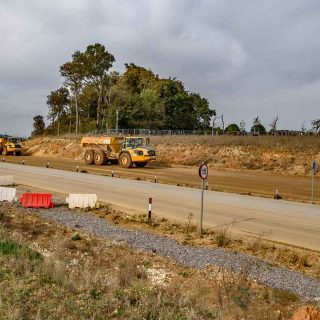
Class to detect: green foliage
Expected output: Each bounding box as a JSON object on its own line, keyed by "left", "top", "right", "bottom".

{"left": 0, "top": 240, "right": 42, "bottom": 260}
{"left": 46, "top": 44, "right": 214, "bottom": 134}
{"left": 47, "top": 87, "right": 70, "bottom": 135}
{"left": 32, "top": 115, "right": 45, "bottom": 136}
{"left": 251, "top": 123, "right": 267, "bottom": 135}
{"left": 225, "top": 123, "right": 240, "bottom": 133}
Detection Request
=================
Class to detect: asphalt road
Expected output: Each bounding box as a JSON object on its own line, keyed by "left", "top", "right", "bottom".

{"left": 1, "top": 162, "right": 320, "bottom": 250}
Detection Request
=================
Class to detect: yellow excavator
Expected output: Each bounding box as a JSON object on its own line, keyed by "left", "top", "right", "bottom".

{"left": 0, "top": 135, "right": 22, "bottom": 156}
{"left": 81, "top": 135, "right": 156, "bottom": 168}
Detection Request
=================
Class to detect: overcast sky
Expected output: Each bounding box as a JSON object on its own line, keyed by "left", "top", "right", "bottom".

{"left": 0, "top": 0, "right": 319, "bottom": 136}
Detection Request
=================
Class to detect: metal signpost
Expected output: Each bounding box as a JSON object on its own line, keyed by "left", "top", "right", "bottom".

{"left": 311, "top": 160, "right": 318, "bottom": 203}
{"left": 198, "top": 162, "right": 208, "bottom": 235}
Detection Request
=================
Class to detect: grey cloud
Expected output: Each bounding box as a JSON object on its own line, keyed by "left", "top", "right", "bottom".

{"left": 0, "top": 0, "right": 319, "bottom": 135}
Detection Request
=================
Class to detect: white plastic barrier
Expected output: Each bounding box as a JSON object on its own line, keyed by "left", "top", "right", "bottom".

{"left": 66, "top": 194, "right": 98, "bottom": 209}
{"left": 0, "top": 187, "right": 17, "bottom": 202}
{"left": 0, "top": 175, "right": 14, "bottom": 186}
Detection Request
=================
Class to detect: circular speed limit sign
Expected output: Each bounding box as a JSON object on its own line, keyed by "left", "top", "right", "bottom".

{"left": 198, "top": 163, "right": 208, "bottom": 180}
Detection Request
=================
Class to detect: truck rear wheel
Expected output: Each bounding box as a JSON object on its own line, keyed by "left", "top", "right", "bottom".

{"left": 119, "top": 153, "right": 132, "bottom": 168}
{"left": 135, "top": 162, "right": 147, "bottom": 167}
{"left": 84, "top": 149, "right": 94, "bottom": 165}
{"left": 94, "top": 150, "right": 106, "bottom": 166}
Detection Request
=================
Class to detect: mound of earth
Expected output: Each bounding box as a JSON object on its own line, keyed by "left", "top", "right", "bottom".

{"left": 23, "top": 137, "right": 83, "bottom": 161}
{"left": 22, "top": 137, "right": 320, "bottom": 176}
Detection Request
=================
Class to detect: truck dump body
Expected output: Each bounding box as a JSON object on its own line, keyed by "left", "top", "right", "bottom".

{"left": 80, "top": 135, "right": 156, "bottom": 168}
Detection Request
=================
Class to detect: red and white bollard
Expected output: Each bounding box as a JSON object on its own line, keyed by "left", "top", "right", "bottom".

{"left": 148, "top": 197, "right": 152, "bottom": 221}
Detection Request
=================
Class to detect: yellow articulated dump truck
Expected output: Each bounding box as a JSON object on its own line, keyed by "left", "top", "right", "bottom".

{"left": 0, "top": 136, "right": 22, "bottom": 156}
{"left": 80, "top": 135, "right": 156, "bottom": 168}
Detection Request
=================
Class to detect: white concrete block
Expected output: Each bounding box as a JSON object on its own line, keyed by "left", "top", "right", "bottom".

{"left": 66, "top": 194, "right": 98, "bottom": 209}
{"left": 0, "top": 175, "right": 14, "bottom": 186}
{"left": 0, "top": 187, "right": 17, "bottom": 202}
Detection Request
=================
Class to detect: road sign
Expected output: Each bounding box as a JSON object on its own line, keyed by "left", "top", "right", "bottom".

{"left": 198, "top": 163, "right": 208, "bottom": 235}
{"left": 199, "top": 163, "right": 208, "bottom": 180}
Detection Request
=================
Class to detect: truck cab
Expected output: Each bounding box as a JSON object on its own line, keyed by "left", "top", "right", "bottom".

{"left": 0, "top": 136, "right": 22, "bottom": 156}
{"left": 119, "top": 137, "right": 156, "bottom": 168}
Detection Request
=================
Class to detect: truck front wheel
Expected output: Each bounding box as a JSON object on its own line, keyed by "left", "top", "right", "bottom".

{"left": 94, "top": 150, "right": 106, "bottom": 166}
{"left": 119, "top": 153, "right": 132, "bottom": 168}
{"left": 84, "top": 149, "right": 94, "bottom": 165}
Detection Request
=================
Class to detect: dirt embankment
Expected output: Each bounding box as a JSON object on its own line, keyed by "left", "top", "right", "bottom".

{"left": 23, "top": 136, "right": 320, "bottom": 176}
{"left": 23, "top": 137, "right": 83, "bottom": 161}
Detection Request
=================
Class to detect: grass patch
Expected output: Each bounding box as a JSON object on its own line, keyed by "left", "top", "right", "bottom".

{"left": 0, "top": 240, "right": 42, "bottom": 260}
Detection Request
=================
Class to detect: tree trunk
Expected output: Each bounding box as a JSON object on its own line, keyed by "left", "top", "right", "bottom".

{"left": 69, "top": 100, "right": 72, "bottom": 134}
{"left": 57, "top": 120, "right": 60, "bottom": 135}
{"left": 75, "top": 93, "right": 79, "bottom": 135}
{"left": 96, "top": 81, "right": 103, "bottom": 127}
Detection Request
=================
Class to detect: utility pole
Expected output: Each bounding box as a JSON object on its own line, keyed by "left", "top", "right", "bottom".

{"left": 116, "top": 109, "right": 119, "bottom": 135}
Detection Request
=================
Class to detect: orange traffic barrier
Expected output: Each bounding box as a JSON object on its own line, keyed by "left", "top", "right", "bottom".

{"left": 20, "top": 193, "right": 54, "bottom": 209}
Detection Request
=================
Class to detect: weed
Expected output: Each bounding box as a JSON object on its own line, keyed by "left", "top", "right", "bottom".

{"left": 178, "top": 270, "right": 189, "bottom": 278}
{"left": 214, "top": 228, "right": 231, "bottom": 247}
{"left": 71, "top": 233, "right": 81, "bottom": 241}
{"left": 288, "top": 251, "right": 312, "bottom": 267}
{"left": 90, "top": 288, "right": 103, "bottom": 300}
{"left": 183, "top": 213, "right": 196, "bottom": 241}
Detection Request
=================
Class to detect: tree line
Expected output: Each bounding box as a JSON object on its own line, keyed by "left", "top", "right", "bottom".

{"left": 43, "top": 43, "right": 215, "bottom": 136}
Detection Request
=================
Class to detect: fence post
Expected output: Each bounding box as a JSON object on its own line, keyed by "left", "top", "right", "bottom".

{"left": 148, "top": 197, "right": 152, "bottom": 221}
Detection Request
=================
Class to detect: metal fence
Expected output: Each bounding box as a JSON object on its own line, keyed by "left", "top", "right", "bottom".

{"left": 87, "top": 129, "right": 319, "bottom": 137}
{"left": 88, "top": 129, "right": 214, "bottom": 136}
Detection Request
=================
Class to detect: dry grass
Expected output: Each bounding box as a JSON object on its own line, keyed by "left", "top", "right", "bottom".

{"left": 150, "top": 135, "right": 320, "bottom": 150}
{"left": 0, "top": 203, "right": 307, "bottom": 319}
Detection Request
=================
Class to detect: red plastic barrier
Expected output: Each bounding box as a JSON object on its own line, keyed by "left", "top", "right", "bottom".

{"left": 20, "top": 193, "right": 54, "bottom": 209}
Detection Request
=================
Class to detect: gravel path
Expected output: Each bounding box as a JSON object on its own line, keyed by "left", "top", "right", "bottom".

{"left": 37, "top": 208, "right": 320, "bottom": 302}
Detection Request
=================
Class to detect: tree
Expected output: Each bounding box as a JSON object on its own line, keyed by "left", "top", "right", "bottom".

{"left": 225, "top": 123, "right": 240, "bottom": 134}
{"left": 251, "top": 117, "right": 266, "bottom": 135}
{"left": 48, "top": 44, "right": 215, "bottom": 133}
{"left": 32, "top": 115, "right": 45, "bottom": 136}
{"left": 190, "top": 93, "right": 215, "bottom": 129}
{"left": 311, "top": 119, "right": 320, "bottom": 135}
{"left": 60, "top": 54, "right": 85, "bottom": 134}
{"left": 239, "top": 120, "right": 246, "bottom": 133}
{"left": 251, "top": 123, "right": 266, "bottom": 135}
{"left": 80, "top": 43, "right": 115, "bottom": 127}
{"left": 269, "top": 115, "right": 279, "bottom": 135}
{"left": 47, "top": 87, "right": 69, "bottom": 135}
